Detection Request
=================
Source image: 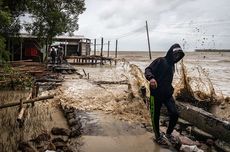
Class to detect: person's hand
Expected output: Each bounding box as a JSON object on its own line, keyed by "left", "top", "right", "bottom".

{"left": 150, "top": 79, "right": 157, "bottom": 89}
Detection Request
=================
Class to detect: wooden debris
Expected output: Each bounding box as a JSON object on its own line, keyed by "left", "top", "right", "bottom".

{"left": 36, "top": 78, "right": 63, "bottom": 83}
{"left": 93, "top": 80, "right": 129, "bottom": 85}
{"left": 17, "top": 93, "right": 32, "bottom": 126}
{"left": 176, "top": 102, "right": 230, "bottom": 143}
{"left": 214, "top": 139, "right": 230, "bottom": 152}
{"left": 191, "top": 127, "right": 215, "bottom": 141}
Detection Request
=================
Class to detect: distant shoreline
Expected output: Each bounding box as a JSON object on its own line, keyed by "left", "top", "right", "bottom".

{"left": 195, "top": 49, "right": 230, "bottom": 52}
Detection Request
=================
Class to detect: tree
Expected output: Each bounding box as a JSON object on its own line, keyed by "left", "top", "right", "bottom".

{"left": 0, "top": 0, "right": 86, "bottom": 62}
{"left": 25, "top": 0, "right": 86, "bottom": 45}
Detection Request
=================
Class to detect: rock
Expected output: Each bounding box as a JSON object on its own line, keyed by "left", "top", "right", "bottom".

{"left": 206, "top": 139, "right": 214, "bottom": 146}
{"left": 52, "top": 137, "right": 67, "bottom": 143}
{"left": 180, "top": 145, "right": 204, "bottom": 152}
{"left": 66, "top": 112, "right": 76, "bottom": 120}
{"left": 53, "top": 141, "right": 66, "bottom": 149}
{"left": 220, "top": 105, "right": 226, "bottom": 109}
{"left": 47, "top": 142, "right": 56, "bottom": 151}
{"left": 225, "top": 97, "right": 230, "bottom": 103}
{"left": 37, "top": 147, "right": 45, "bottom": 152}
{"left": 51, "top": 127, "right": 71, "bottom": 136}
{"left": 69, "top": 129, "right": 81, "bottom": 138}
{"left": 63, "top": 107, "right": 75, "bottom": 116}
{"left": 18, "top": 142, "right": 37, "bottom": 152}
{"left": 61, "top": 70, "right": 68, "bottom": 74}
{"left": 30, "top": 132, "right": 51, "bottom": 144}
{"left": 68, "top": 118, "right": 81, "bottom": 127}
{"left": 53, "top": 136, "right": 69, "bottom": 142}
{"left": 191, "top": 127, "right": 214, "bottom": 141}
{"left": 214, "top": 139, "right": 230, "bottom": 152}
{"left": 0, "top": 143, "right": 3, "bottom": 151}
{"left": 63, "top": 146, "right": 74, "bottom": 152}
{"left": 199, "top": 143, "right": 210, "bottom": 152}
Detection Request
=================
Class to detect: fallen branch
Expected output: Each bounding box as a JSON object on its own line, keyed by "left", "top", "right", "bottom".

{"left": 0, "top": 95, "right": 54, "bottom": 109}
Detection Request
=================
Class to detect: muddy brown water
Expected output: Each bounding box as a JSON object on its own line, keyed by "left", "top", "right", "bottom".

{"left": 76, "top": 111, "right": 172, "bottom": 152}
{"left": 58, "top": 65, "right": 176, "bottom": 152}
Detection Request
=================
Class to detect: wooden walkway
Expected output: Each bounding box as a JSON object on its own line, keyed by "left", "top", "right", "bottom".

{"left": 47, "top": 62, "right": 76, "bottom": 74}
{"left": 65, "top": 55, "right": 115, "bottom": 65}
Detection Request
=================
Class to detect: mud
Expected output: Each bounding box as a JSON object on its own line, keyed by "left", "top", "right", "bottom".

{"left": 72, "top": 110, "right": 171, "bottom": 152}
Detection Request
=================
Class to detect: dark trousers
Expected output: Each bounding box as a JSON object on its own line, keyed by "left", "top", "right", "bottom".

{"left": 51, "top": 56, "right": 56, "bottom": 64}
{"left": 151, "top": 96, "right": 179, "bottom": 139}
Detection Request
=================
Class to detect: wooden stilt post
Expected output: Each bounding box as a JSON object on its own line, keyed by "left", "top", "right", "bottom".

{"left": 100, "top": 37, "right": 103, "bottom": 57}
{"left": 146, "top": 21, "right": 152, "bottom": 60}
{"left": 107, "top": 41, "right": 110, "bottom": 57}
{"left": 20, "top": 38, "right": 23, "bottom": 60}
{"left": 115, "top": 39, "right": 118, "bottom": 58}
{"left": 94, "top": 39, "right": 96, "bottom": 56}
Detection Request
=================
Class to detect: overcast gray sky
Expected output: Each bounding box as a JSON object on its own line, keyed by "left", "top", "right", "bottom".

{"left": 76, "top": 0, "right": 230, "bottom": 51}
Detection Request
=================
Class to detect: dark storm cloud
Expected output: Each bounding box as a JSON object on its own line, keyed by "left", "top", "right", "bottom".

{"left": 77, "top": 0, "right": 230, "bottom": 51}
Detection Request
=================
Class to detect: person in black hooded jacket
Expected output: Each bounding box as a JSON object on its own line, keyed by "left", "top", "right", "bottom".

{"left": 145, "top": 43, "right": 185, "bottom": 145}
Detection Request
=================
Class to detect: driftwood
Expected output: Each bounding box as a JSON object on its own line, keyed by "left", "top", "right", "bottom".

{"left": 36, "top": 78, "right": 63, "bottom": 83}
{"left": 0, "top": 94, "right": 54, "bottom": 109}
{"left": 93, "top": 80, "right": 129, "bottom": 85}
{"left": 17, "top": 93, "right": 32, "bottom": 124}
{"left": 176, "top": 102, "right": 230, "bottom": 143}
{"left": 37, "top": 82, "right": 62, "bottom": 86}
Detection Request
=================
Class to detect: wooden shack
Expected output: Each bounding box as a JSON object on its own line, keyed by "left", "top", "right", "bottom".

{"left": 7, "top": 34, "right": 91, "bottom": 61}
{"left": 52, "top": 36, "right": 91, "bottom": 56}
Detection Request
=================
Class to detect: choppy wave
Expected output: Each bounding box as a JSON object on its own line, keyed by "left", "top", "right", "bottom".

{"left": 217, "top": 59, "right": 230, "bottom": 63}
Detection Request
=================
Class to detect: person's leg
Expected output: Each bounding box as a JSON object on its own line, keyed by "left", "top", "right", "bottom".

{"left": 150, "top": 96, "right": 162, "bottom": 139}
{"left": 52, "top": 57, "right": 55, "bottom": 64}
{"left": 163, "top": 97, "right": 179, "bottom": 135}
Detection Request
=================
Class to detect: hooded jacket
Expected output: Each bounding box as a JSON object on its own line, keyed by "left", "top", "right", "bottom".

{"left": 145, "top": 43, "right": 184, "bottom": 99}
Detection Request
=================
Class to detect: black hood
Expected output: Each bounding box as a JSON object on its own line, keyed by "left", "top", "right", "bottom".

{"left": 165, "top": 43, "right": 185, "bottom": 64}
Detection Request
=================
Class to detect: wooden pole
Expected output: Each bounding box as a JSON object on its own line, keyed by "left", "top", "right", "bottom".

{"left": 87, "top": 39, "right": 91, "bottom": 56}
{"left": 100, "top": 37, "right": 103, "bottom": 57}
{"left": 20, "top": 99, "right": 23, "bottom": 110}
{"left": 11, "top": 39, "right": 14, "bottom": 61}
{"left": 107, "top": 41, "right": 110, "bottom": 57}
{"left": 94, "top": 39, "right": 96, "bottom": 56}
{"left": 65, "top": 40, "right": 67, "bottom": 56}
{"left": 0, "top": 95, "right": 54, "bottom": 109}
{"left": 115, "top": 39, "right": 118, "bottom": 58}
{"left": 146, "top": 21, "right": 152, "bottom": 60}
{"left": 20, "top": 38, "right": 23, "bottom": 60}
